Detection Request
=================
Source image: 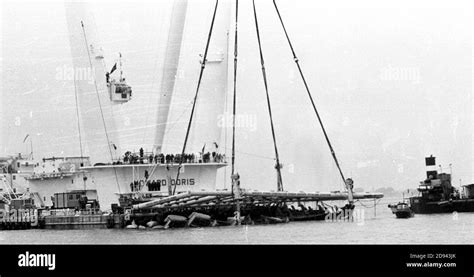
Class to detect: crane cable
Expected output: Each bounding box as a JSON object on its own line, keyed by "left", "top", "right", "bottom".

{"left": 72, "top": 69, "right": 86, "bottom": 190}
{"left": 81, "top": 21, "right": 121, "bottom": 194}
{"left": 354, "top": 199, "right": 382, "bottom": 208}
{"left": 252, "top": 0, "right": 284, "bottom": 192}
{"left": 272, "top": 0, "right": 347, "bottom": 186}
{"left": 172, "top": 0, "right": 219, "bottom": 195}
{"left": 231, "top": 0, "right": 238, "bottom": 178}
{"left": 138, "top": 100, "right": 194, "bottom": 194}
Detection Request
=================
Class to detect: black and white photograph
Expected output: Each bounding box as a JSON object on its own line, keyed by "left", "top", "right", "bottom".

{"left": 0, "top": 0, "right": 473, "bottom": 274}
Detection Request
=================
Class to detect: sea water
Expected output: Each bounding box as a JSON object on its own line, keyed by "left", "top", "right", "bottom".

{"left": 0, "top": 197, "right": 473, "bottom": 244}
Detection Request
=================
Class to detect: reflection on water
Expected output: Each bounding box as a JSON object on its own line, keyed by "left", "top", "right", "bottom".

{"left": 1, "top": 198, "right": 473, "bottom": 244}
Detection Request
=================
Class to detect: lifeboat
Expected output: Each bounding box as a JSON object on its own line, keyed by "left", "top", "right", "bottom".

{"left": 186, "top": 212, "right": 213, "bottom": 227}
{"left": 146, "top": 220, "right": 158, "bottom": 228}
{"left": 163, "top": 215, "right": 187, "bottom": 229}
{"left": 125, "top": 220, "right": 138, "bottom": 229}
{"left": 261, "top": 215, "right": 288, "bottom": 224}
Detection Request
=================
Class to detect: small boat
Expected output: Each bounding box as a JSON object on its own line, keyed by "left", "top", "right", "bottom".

{"left": 216, "top": 219, "right": 235, "bottom": 226}
{"left": 289, "top": 208, "right": 327, "bottom": 221}
{"left": 163, "top": 215, "right": 187, "bottom": 229}
{"left": 146, "top": 220, "right": 158, "bottom": 228}
{"left": 261, "top": 215, "right": 288, "bottom": 224}
{"left": 216, "top": 215, "right": 247, "bottom": 226}
{"left": 186, "top": 212, "right": 212, "bottom": 227}
{"left": 388, "top": 202, "right": 414, "bottom": 218}
{"left": 125, "top": 220, "right": 147, "bottom": 229}
{"left": 125, "top": 220, "right": 138, "bottom": 229}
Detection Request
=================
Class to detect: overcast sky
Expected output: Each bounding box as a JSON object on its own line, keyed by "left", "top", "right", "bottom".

{"left": 1, "top": 0, "right": 472, "bottom": 192}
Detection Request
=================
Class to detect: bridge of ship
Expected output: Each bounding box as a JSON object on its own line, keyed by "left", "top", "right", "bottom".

{"left": 131, "top": 190, "right": 384, "bottom": 210}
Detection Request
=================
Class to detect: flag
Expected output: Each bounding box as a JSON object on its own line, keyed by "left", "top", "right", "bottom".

{"left": 112, "top": 144, "right": 117, "bottom": 150}
{"left": 201, "top": 143, "right": 206, "bottom": 154}
{"left": 213, "top": 142, "right": 219, "bottom": 149}
{"left": 110, "top": 63, "right": 117, "bottom": 74}
{"left": 23, "top": 134, "right": 29, "bottom": 143}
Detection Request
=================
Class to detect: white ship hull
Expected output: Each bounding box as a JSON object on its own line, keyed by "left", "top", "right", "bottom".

{"left": 27, "top": 162, "right": 226, "bottom": 210}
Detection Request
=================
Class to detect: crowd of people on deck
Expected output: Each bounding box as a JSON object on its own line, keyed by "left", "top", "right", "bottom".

{"left": 130, "top": 179, "right": 163, "bottom": 192}
{"left": 130, "top": 180, "right": 143, "bottom": 192}
{"left": 118, "top": 148, "right": 226, "bottom": 165}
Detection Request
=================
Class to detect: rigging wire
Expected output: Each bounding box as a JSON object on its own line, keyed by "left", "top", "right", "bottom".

{"left": 272, "top": 0, "right": 347, "bottom": 186}
{"left": 140, "top": 101, "right": 194, "bottom": 190}
{"left": 222, "top": 29, "right": 230, "bottom": 189}
{"left": 252, "top": 0, "right": 284, "bottom": 192}
{"left": 81, "top": 21, "right": 121, "bottom": 194}
{"left": 172, "top": 0, "right": 219, "bottom": 195}
{"left": 354, "top": 199, "right": 382, "bottom": 208}
{"left": 72, "top": 69, "right": 86, "bottom": 190}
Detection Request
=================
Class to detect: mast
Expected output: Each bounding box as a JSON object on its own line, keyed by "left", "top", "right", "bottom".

{"left": 272, "top": 0, "right": 352, "bottom": 200}
{"left": 173, "top": 0, "right": 219, "bottom": 195}
{"left": 29, "top": 138, "right": 34, "bottom": 160}
{"left": 119, "top": 52, "right": 123, "bottom": 82}
{"left": 231, "top": 0, "right": 238, "bottom": 178}
{"left": 231, "top": 0, "right": 240, "bottom": 224}
{"left": 153, "top": 0, "right": 189, "bottom": 154}
{"left": 0, "top": 83, "right": 3, "bottom": 155}
{"left": 252, "top": 0, "right": 284, "bottom": 192}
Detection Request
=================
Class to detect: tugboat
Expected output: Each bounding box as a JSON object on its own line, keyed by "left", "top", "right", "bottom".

{"left": 409, "top": 155, "right": 474, "bottom": 214}
{"left": 388, "top": 190, "right": 415, "bottom": 218}
{"left": 388, "top": 202, "right": 414, "bottom": 218}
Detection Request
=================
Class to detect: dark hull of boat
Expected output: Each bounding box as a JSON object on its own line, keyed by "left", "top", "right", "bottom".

{"left": 187, "top": 212, "right": 213, "bottom": 227}
{"left": 410, "top": 197, "right": 474, "bottom": 214}
{"left": 164, "top": 215, "right": 187, "bottom": 228}
{"left": 395, "top": 210, "right": 414, "bottom": 218}
{"left": 289, "top": 213, "right": 327, "bottom": 221}
{"left": 261, "top": 215, "right": 289, "bottom": 224}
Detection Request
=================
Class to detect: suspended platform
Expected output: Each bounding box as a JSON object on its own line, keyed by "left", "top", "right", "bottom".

{"left": 132, "top": 190, "right": 383, "bottom": 211}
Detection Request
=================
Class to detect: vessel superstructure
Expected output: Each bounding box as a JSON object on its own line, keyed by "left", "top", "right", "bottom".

{"left": 6, "top": 0, "right": 383, "bottom": 216}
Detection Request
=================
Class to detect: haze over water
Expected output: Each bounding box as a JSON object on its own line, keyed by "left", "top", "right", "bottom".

{"left": 1, "top": 0, "right": 472, "bottom": 194}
